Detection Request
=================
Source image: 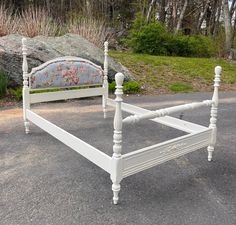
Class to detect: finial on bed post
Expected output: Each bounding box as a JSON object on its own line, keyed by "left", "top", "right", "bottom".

{"left": 22, "top": 38, "right": 30, "bottom": 134}
{"left": 207, "top": 66, "right": 222, "bottom": 161}
{"left": 111, "top": 72, "right": 124, "bottom": 205}
{"left": 103, "top": 41, "right": 109, "bottom": 118}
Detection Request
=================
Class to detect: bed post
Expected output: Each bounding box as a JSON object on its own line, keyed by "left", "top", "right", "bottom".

{"left": 207, "top": 66, "right": 222, "bottom": 161}
{"left": 22, "top": 38, "right": 30, "bottom": 134}
{"left": 111, "top": 72, "right": 124, "bottom": 204}
{"left": 103, "top": 41, "right": 109, "bottom": 118}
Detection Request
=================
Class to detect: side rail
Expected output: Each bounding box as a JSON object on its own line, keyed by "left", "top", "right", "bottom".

{"left": 123, "top": 99, "right": 214, "bottom": 124}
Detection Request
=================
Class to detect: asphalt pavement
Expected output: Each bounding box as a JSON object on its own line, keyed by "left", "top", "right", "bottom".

{"left": 0, "top": 91, "right": 236, "bottom": 225}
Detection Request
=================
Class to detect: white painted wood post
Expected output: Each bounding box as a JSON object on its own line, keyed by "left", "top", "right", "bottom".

{"left": 111, "top": 72, "right": 124, "bottom": 204}
{"left": 22, "top": 38, "right": 30, "bottom": 134}
{"left": 207, "top": 66, "right": 222, "bottom": 161}
{"left": 103, "top": 41, "right": 109, "bottom": 118}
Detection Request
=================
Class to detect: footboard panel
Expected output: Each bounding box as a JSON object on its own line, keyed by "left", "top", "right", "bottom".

{"left": 122, "top": 129, "right": 212, "bottom": 177}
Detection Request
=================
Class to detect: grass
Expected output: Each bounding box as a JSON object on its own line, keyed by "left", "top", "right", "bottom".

{"left": 170, "top": 83, "right": 193, "bottom": 93}
{"left": 110, "top": 51, "right": 236, "bottom": 94}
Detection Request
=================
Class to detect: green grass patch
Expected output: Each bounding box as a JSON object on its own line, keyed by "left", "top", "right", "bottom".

{"left": 110, "top": 51, "right": 236, "bottom": 94}
{"left": 170, "top": 83, "right": 193, "bottom": 93}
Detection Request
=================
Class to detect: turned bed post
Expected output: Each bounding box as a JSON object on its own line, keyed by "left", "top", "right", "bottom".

{"left": 22, "top": 38, "right": 30, "bottom": 134}
{"left": 103, "top": 41, "right": 109, "bottom": 118}
{"left": 207, "top": 66, "right": 222, "bottom": 161}
{"left": 111, "top": 73, "right": 124, "bottom": 204}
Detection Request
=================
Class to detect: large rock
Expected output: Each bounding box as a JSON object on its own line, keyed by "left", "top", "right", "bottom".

{"left": 0, "top": 34, "right": 132, "bottom": 86}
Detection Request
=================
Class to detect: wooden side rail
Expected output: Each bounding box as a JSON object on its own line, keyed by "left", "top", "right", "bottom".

{"left": 26, "top": 109, "right": 112, "bottom": 173}
{"left": 107, "top": 98, "right": 208, "bottom": 133}
{"left": 123, "top": 100, "right": 213, "bottom": 124}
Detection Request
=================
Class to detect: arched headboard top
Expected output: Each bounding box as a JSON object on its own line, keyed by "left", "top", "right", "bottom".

{"left": 29, "top": 56, "right": 104, "bottom": 89}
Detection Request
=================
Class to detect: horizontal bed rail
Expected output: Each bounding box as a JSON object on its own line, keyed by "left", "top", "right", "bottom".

{"left": 123, "top": 100, "right": 213, "bottom": 124}
{"left": 26, "top": 109, "right": 112, "bottom": 173}
{"left": 107, "top": 98, "right": 208, "bottom": 133}
{"left": 122, "top": 129, "right": 212, "bottom": 178}
{"left": 30, "top": 87, "right": 105, "bottom": 104}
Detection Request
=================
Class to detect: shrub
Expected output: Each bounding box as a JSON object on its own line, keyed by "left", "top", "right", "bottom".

{"left": 109, "top": 81, "right": 116, "bottom": 93}
{"left": 0, "top": 71, "right": 8, "bottom": 97}
{"left": 127, "top": 17, "right": 170, "bottom": 55}
{"left": 0, "top": 5, "right": 18, "bottom": 36}
{"left": 188, "top": 35, "right": 214, "bottom": 57}
{"left": 9, "top": 87, "right": 22, "bottom": 101}
{"left": 109, "top": 81, "right": 141, "bottom": 94}
{"left": 67, "top": 17, "right": 112, "bottom": 48}
{"left": 127, "top": 16, "right": 215, "bottom": 57}
{"left": 0, "top": 4, "right": 111, "bottom": 48}
{"left": 123, "top": 81, "right": 141, "bottom": 94}
{"left": 168, "top": 35, "right": 192, "bottom": 56}
{"left": 19, "top": 7, "right": 59, "bottom": 37}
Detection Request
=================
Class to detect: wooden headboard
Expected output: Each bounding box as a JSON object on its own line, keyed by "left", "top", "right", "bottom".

{"left": 22, "top": 38, "right": 109, "bottom": 105}
{"left": 29, "top": 57, "right": 104, "bottom": 89}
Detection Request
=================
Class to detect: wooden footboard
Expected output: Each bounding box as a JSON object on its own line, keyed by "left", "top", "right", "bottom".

{"left": 122, "top": 129, "right": 212, "bottom": 178}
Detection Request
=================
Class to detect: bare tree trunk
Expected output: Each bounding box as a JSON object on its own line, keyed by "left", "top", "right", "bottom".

{"left": 175, "top": 0, "right": 188, "bottom": 34}
{"left": 197, "top": 0, "right": 210, "bottom": 33}
{"left": 213, "top": 0, "right": 222, "bottom": 37}
{"left": 146, "top": 0, "right": 156, "bottom": 22}
{"left": 223, "top": 0, "right": 232, "bottom": 57}
{"left": 159, "top": 0, "right": 166, "bottom": 24}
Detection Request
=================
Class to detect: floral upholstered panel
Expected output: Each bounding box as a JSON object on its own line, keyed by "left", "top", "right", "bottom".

{"left": 30, "top": 58, "right": 104, "bottom": 89}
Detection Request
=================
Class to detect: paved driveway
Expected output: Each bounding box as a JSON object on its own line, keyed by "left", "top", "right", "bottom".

{"left": 1, "top": 92, "right": 236, "bottom": 225}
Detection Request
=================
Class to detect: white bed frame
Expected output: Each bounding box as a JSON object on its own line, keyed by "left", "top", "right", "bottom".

{"left": 22, "top": 38, "right": 222, "bottom": 204}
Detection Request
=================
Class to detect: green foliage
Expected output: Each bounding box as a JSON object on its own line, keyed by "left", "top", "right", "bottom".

{"left": 169, "top": 83, "right": 193, "bottom": 93}
{"left": 127, "top": 16, "right": 215, "bottom": 57}
{"left": 123, "top": 81, "right": 141, "bottom": 94}
{"left": 9, "top": 87, "right": 22, "bottom": 101}
{"left": 109, "top": 81, "right": 141, "bottom": 94}
{"left": 127, "top": 15, "right": 170, "bottom": 55}
{"left": 109, "top": 81, "right": 116, "bottom": 93}
{"left": 0, "top": 71, "right": 8, "bottom": 97}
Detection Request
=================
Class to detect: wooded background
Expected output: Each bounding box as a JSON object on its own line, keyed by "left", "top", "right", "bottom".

{"left": 1, "top": 0, "right": 236, "bottom": 57}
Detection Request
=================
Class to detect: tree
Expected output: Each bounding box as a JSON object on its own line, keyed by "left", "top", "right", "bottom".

{"left": 223, "top": 0, "right": 233, "bottom": 56}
